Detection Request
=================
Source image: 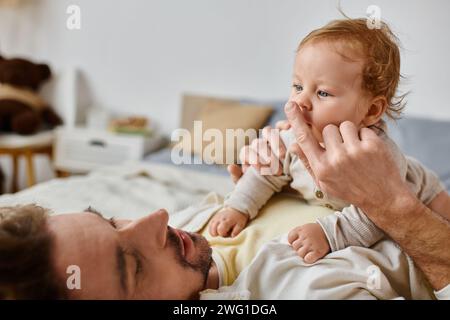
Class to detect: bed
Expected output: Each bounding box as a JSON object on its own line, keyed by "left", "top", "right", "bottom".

{"left": 0, "top": 94, "right": 449, "bottom": 219}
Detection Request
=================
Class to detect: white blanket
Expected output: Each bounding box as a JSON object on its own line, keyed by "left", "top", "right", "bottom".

{"left": 0, "top": 162, "right": 233, "bottom": 220}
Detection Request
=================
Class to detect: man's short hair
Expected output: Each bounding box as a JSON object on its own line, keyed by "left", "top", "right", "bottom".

{"left": 0, "top": 204, "right": 66, "bottom": 299}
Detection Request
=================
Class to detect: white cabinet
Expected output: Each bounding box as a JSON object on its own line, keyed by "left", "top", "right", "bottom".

{"left": 54, "top": 127, "right": 165, "bottom": 173}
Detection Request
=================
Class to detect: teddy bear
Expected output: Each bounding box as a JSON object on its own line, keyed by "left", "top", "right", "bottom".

{"left": 0, "top": 55, "right": 63, "bottom": 194}
{"left": 0, "top": 54, "right": 63, "bottom": 135}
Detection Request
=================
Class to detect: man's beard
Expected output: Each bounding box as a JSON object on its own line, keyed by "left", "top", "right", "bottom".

{"left": 167, "top": 228, "right": 212, "bottom": 289}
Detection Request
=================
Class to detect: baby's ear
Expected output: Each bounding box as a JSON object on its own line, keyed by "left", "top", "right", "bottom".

{"left": 363, "top": 96, "right": 387, "bottom": 127}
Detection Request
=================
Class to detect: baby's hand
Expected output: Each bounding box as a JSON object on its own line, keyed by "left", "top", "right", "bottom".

{"left": 209, "top": 207, "right": 249, "bottom": 238}
{"left": 288, "top": 223, "right": 330, "bottom": 263}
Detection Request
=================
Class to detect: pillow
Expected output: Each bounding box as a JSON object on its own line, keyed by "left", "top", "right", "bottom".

{"left": 240, "top": 98, "right": 287, "bottom": 127}
{"left": 387, "top": 116, "right": 450, "bottom": 191}
{"left": 180, "top": 95, "right": 273, "bottom": 165}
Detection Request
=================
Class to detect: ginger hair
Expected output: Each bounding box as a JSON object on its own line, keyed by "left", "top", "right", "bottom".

{"left": 298, "top": 18, "right": 405, "bottom": 119}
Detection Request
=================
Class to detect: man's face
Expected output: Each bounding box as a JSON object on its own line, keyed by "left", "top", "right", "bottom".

{"left": 48, "top": 209, "right": 212, "bottom": 299}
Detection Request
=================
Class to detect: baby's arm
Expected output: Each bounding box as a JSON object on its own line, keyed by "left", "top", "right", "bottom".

{"left": 224, "top": 166, "right": 292, "bottom": 219}
{"left": 287, "top": 206, "right": 383, "bottom": 263}
{"left": 209, "top": 167, "right": 292, "bottom": 237}
{"left": 209, "top": 131, "right": 294, "bottom": 237}
{"left": 316, "top": 205, "right": 384, "bottom": 252}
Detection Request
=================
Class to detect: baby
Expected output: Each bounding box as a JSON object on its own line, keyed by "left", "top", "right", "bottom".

{"left": 208, "top": 18, "right": 449, "bottom": 263}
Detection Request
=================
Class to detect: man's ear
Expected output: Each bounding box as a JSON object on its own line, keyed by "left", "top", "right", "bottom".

{"left": 363, "top": 96, "right": 388, "bottom": 127}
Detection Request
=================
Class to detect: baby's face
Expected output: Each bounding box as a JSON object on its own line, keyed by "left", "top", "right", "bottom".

{"left": 289, "top": 40, "right": 371, "bottom": 142}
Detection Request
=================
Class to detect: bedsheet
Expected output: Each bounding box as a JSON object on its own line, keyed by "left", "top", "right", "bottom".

{"left": 0, "top": 162, "right": 234, "bottom": 220}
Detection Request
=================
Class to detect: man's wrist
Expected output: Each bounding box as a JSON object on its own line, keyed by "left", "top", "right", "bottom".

{"left": 360, "top": 183, "right": 418, "bottom": 235}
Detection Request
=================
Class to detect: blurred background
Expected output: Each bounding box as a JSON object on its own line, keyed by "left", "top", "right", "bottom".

{"left": 0, "top": 0, "right": 449, "bottom": 192}
{"left": 1, "top": 0, "right": 449, "bottom": 129}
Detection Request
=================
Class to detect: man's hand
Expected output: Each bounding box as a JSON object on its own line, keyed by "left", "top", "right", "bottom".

{"left": 284, "top": 101, "right": 405, "bottom": 215}
{"left": 228, "top": 121, "right": 290, "bottom": 184}
{"left": 284, "top": 100, "right": 450, "bottom": 291}
{"left": 288, "top": 223, "right": 330, "bottom": 263}
{"left": 209, "top": 207, "right": 249, "bottom": 237}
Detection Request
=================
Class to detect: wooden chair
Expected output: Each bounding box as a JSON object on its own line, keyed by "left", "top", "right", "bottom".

{"left": 0, "top": 130, "right": 55, "bottom": 192}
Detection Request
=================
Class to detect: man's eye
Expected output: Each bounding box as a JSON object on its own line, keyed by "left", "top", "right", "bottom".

{"left": 293, "top": 84, "right": 303, "bottom": 92}
{"left": 109, "top": 217, "right": 118, "bottom": 229}
{"left": 318, "top": 90, "right": 330, "bottom": 97}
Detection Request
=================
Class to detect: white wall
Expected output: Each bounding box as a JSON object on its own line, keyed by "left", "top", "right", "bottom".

{"left": 1, "top": 0, "right": 449, "bottom": 190}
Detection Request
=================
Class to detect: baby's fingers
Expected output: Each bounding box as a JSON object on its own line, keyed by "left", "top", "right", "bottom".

{"left": 296, "top": 245, "right": 310, "bottom": 259}
{"left": 231, "top": 223, "right": 244, "bottom": 237}
{"left": 209, "top": 219, "right": 219, "bottom": 237}
{"left": 217, "top": 221, "right": 233, "bottom": 237}
{"left": 304, "top": 251, "right": 323, "bottom": 264}
{"left": 288, "top": 228, "right": 302, "bottom": 244}
{"left": 291, "top": 238, "right": 304, "bottom": 251}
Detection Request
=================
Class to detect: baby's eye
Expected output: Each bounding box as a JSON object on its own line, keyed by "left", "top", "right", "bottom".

{"left": 293, "top": 84, "right": 303, "bottom": 92}
{"left": 318, "top": 90, "right": 330, "bottom": 97}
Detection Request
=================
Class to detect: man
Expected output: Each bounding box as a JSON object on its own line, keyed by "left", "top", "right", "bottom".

{"left": 1, "top": 103, "right": 449, "bottom": 299}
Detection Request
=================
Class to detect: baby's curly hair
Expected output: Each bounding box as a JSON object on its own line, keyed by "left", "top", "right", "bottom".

{"left": 298, "top": 18, "right": 406, "bottom": 119}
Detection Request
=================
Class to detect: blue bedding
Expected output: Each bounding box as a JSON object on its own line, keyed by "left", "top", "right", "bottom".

{"left": 143, "top": 148, "right": 229, "bottom": 176}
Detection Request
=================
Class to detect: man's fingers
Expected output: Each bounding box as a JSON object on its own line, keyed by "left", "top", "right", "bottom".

{"left": 227, "top": 164, "right": 243, "bottom": 184}
{"left": 289, "top": 143, "right": 316, "bottom": 182}
{"left": 339, "top": 121, "right": 360, "bottom": 144}
{"left": 359, "top": 126, "right": 379, "bottom": 141}
{"left": 322, "top": 124, "right": 343, "bottom": 152}
{"left": 284, "top": 101, "right": 323, "bottom": 163}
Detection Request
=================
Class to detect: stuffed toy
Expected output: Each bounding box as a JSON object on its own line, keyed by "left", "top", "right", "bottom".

{"left": 0, "top": 165, "right": 4, "bottom": 195}
{"left": 0, "top": 55, "right": 63, "bottom": 194}
{"left": 0, "top": 55, "right": 62, "bottom": 135}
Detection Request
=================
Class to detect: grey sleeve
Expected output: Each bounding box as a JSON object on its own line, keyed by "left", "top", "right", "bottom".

{"left": 316, "top": 205, "right": 385, "bottom": 252}
{"left": 405, "top": 156, "right": 446, "bottom": 205}
{"left": 224, "top": 166, "right": 292, "bottom": 219}
{"left": 224, "top": 130, "right": 296, "bottom": 219}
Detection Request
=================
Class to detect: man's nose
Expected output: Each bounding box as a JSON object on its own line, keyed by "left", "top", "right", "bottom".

{"left": 122, "top": 209, "right": 169, "bottom": 247}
